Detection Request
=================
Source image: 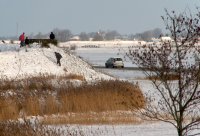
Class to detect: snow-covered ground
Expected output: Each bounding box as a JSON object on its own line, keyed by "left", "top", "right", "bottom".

{"left": 0, "top": 42, "right": 194, "bottom": 136}
{"left": 59, "top": 41, "right": 146, "bottom": 48}
{"left": 75, "top": 47, "right": 135, "bottom": 67}
{"left": 53, "top": 121, "right": 177, "bottom": 136}
{"left": 0, "top": 43, "right": 111, "bottom": 81}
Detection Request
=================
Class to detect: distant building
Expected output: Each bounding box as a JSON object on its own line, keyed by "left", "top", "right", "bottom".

{"left": 70, "top": 36, "right": 80, "bottom": 41}
{"left": 160, "top": 36, "right": 172, "bottom": 42}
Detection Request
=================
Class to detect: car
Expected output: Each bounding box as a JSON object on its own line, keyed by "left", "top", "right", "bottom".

{"left": 105, "top": 57, "right": 124, "bottom": 68}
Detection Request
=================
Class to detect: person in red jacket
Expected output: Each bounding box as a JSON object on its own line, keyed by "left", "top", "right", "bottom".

{"left": 19, "top": 32, "right": 25, "bottom": 47}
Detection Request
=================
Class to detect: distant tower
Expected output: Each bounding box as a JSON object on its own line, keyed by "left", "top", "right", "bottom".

{"left": 16, "top": 23, "right": 19, "bottom": 38}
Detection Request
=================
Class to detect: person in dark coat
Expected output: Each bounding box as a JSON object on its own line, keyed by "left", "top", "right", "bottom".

{"left": 54, "top": 52, "right": 62, "bottom": 66}
{"left": 25, "top": 37, "right": 29, "bottom": 46}
{"left": 50, "top": 32, "right": 55, "bottom": 40}
{"left": 24, "top": 37, "right": 30, "bottom": 52}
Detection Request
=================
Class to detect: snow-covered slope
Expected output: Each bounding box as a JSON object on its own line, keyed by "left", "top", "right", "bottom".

{"left": 0, "top": 44, "right": 112, "bottom": 81}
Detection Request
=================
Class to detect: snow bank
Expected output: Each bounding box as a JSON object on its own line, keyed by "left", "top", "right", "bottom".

{"left": 59, "top": 41, "right": 146, "bottom": 48}
{"left": 0, "top": 44, "right": 112, "bottom": 81}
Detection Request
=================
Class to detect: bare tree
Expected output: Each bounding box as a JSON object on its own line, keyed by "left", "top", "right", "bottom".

{"left": 52, "top": 28, "right": 72, "bottom": 42}
{"left": 79, "top": 32, "right": 89, "bottom": 41}
{"left": 134, "top": 28, "right": 162, "bottom": 41}
{"left": 104, "top": 30, "right": 121, "bottom": 41}
{"left": 34, "top": 32, "right": 47, "bottom": 39}
{"left": 92, "top": 32, "right": 104, "bottom": 41}
{"left": 126, "top": 9, "right": 200, "bottom": 136}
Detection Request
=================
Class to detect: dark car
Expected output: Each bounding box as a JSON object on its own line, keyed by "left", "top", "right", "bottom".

{"left": 105, "top": 57, "right": 124, "bottom": 68}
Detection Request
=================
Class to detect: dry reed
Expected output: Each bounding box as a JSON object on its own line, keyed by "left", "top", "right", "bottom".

{"left": 0, "top": 75, "right": 145, "bottom": 124}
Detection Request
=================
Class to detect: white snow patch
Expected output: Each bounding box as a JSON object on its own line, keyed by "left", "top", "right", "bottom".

{"left": 0, "top": 44, "right": 112, "bottom": 81}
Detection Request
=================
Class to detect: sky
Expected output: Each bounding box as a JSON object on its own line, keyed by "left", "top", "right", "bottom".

{"left": 0, "top": 0, "right": 199, "bottom": 37}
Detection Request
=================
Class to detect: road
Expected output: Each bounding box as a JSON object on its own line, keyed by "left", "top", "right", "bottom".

{"left": 93, "top": 66, "right": 143, "bottom": 71}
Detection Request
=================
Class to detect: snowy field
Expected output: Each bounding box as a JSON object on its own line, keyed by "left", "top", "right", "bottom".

{"left": 73, "top": 42, "right": 197, "bottom": 69}
{"left": 53, "top": 121, "right": 177, "bottom": 136}
{"left": 74, "top": 46, "right": 146, "bottom": 80}
{"left": 0, "top": 42, "right": 198, "bottom": 136}
{"left": 75, "top": 47, "right": 136, "bottom": 67}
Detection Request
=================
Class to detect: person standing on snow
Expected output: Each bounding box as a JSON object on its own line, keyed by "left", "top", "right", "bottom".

{"left": 25, "top": 37, "right": 30, "bottom": 47}
{"left": 19, "top": 32, "right": 25, "bottom": 47}
{"left": 24, "top": 37, "right": 30, "bottom": 52}
{"left": 49, "top": 32, "right": 55, "bottom": 40}
{"left": 54, "top": 52, "right": 62, "bottom": 66}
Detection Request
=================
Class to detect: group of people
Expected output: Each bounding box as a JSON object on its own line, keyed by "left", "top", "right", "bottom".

{"left": 18, "top": 32, "right": 62, "bottom": 66}
{"left": 19, "top": 32, "right": 29, "bottom": 48}
{"left": 19, "top": 32, "right": 55, "bottom": 48}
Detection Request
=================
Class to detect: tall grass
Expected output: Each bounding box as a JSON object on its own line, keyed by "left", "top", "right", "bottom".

{"left": 0, "top": 118, "right": 110, "bottom": 136}
{"left": 58, "top": 80, "right": 144, "bottom": 113}
{"left": 0, "top": 75, "right": 145, "bottom": 123}
{"left": 0, "top": 119, "right": 64, "bottom": 136}
{"left": 0, "top": 74, "right": 145, "bottom": 135}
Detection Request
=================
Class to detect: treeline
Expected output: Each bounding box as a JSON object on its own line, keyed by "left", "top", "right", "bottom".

{"left": 0, "top": 28, "right": 163, "bottom": 42}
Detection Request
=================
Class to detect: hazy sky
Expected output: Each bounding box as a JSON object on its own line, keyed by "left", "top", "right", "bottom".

{"left": 0, "top": 0, "right": 199, "bottom": 36}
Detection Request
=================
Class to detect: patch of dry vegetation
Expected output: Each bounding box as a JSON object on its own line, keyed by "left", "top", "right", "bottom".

{"left": 0, "top": 74, "right": 145, "bottom": 135}
{"left": 0, "top": 118, "right": 110, "bottom": 136}
{"left": 0, "top": 74, "right": 85, "bottom": 92}
{"left": 146, "top": 73, "right": 179, "bottom": 80}
{"left": 57, "top": 80, "right": 145, "bottom": 113}
{"left": 0, "top": 75, "right": 145, "bottom": 136}
{"left": 59, "top": 74, "right": 85, "bottom": 81}
{"left": 42, "top": 111, "right": 140, "bottom": 125}
{"left": 0, "top": 75, "right": 145, "bottom": 125}
{"left": 0, "top": 79, "right": 145, "bottom": 121}
{"left": 0, "top": 118, "right": 81, "bottom": 136}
